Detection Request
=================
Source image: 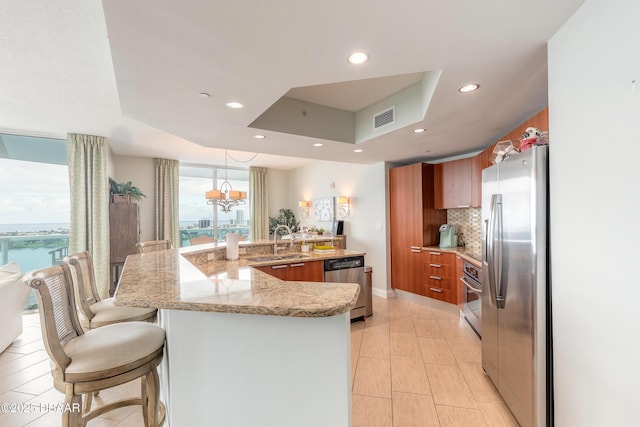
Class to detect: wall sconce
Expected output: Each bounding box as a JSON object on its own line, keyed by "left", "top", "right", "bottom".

{"left": 298, "top": 200, "right": 311, "bottom": 218}
{"left": 336, "top": 196, "right": 350, "bottom": 219}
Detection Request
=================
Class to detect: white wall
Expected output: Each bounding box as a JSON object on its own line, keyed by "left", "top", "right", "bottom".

{"left": 110, "top": 154, "right": 155, "bottom": 242}
{"left": 289, "top": 161, "right": 389, "bottom": 296}
{"left": 548, "top": 0, "right": 640, "bottom": 425}
{"left": 267, "top": 168, "right": 290, "bottom": 218}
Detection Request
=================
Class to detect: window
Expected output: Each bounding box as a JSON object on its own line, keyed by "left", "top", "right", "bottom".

{"left": 179, "top": 165, "right": 249, "bottom": 246}
{"left": 0, "top": 133, "right": 69, "bottom": 311}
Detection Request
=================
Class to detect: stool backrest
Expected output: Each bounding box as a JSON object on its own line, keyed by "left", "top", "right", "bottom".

{"left": 136, "top": 240, "right": 172, "bottom": 254}
{"left": 24, "top": 264, "right": 83, "bottom": 372}
{"left": 66, "top": 251, "right": 100, "bottom": 322}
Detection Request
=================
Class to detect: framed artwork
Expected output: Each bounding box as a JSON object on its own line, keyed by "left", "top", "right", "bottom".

{"left": 313, "top": 197, "right": 334, "bottom": 222}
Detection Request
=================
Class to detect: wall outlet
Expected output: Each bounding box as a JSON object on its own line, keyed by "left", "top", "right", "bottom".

{"left": 375, "top": 222, "right": 382, "bottom": 231}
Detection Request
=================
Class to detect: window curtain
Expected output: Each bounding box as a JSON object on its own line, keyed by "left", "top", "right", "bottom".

{"left": 67, "top": 133, "right": 109, "bottom": 298}
{"left": 154, "top": 158, "right": 180, "bottom": 247}
{"left": 249, "top": 166, "right": 269, "bottom": 241}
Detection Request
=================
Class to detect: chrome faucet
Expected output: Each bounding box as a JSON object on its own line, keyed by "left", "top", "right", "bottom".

{"left": 273, "top": 224, "right": 293, "bottom": 255}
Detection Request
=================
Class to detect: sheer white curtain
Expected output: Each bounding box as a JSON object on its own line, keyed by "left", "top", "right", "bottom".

{"left": 154, "top": 158, "right": 180, "bottom": 247}
{"left": 249, "top": 167, "right": 269, "bottom": 241}
{"left": 67, "top": 133, "right": 110, "bottom": 297}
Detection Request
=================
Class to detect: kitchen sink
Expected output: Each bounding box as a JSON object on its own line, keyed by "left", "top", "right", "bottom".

{"left": 247, "top": 254, "right": 310, "bottom": 262}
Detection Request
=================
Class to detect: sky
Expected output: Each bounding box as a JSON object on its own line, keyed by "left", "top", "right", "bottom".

{"left": 0, "top": 157, "right": 250, "bottom": 226}
{"left": 0, "top": 158, "right": 70, "bottom": 224}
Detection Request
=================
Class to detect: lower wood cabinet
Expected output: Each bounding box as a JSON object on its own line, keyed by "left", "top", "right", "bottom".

{"left": 423, "top": 250, "right": 456, "bottom": 303}
{"left": 255, "top": 260, "right": 324, "bottom": 282}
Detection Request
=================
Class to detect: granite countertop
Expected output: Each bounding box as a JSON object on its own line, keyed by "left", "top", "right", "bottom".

{"left": 113, "top": 249, "right": 361, "bottom": 318}
{"left": 422, "top": 246, "right": 482, "bottom": 267}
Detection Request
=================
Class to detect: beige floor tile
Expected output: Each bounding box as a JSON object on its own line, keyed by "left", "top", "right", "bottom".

{"left": 391, "top": 355, "right": 431, "bottom": 395}
{"left": 425, "top": 364, "right": 477, "bottom": 408}
{"left": 475, "top": 401, "right": 520, "bottom": 427}
{"left": 390, "top": 332, "right": 421, "bottom": 357}
{"left": 413, "top": 318, "right": 444, "bottom": 338}
{"left": 437, "top": 318, "right": 474, "bottom": 337}
{"left": 390, "top": 316, "right": 417, "bottom": 334}
{"left": 409, "top": 303, "right": 435, "bottom": 319}
{"left": 418, "top": 337, "right": 457, "bottom": 365}
{"left": 363, "top": 318, "right": 390, "bottom": 336}
{"left": 350, "top": 320, "right": 366, "bottom": 331}
{"left": 447, "top": 336, "right": 482, "bottom": 363}
{"left": 392, "top": 391, "right": 440, "bottom": 427}
{"left": 436, "top": 405, "right": 489, "bottom": 427}
{"left": 359, "top": 333, "right": 390, "bottom": 359}
{"left": 352, "top": 394, "right": 392, "bottom": 427}
{"left": 12, "top": 373, "right": 53, "bottom": 396}
{"left": 457, "top": 362, "right": 502, "bottom": 403}
{"left": 352, "top": 357, "right": 391, "bottom": 398}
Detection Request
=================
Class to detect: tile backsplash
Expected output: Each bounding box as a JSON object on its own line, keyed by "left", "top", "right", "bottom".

{"left": 446, "top": 208, "right": 482, "bottom": 255}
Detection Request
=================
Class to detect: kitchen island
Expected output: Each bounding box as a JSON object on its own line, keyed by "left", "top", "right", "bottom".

{"left": 114, "top": 248, "right": 361, "bottom": 427}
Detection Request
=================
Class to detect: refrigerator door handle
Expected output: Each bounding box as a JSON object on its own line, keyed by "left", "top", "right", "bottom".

{"left": 487, "top": 194, "right": 505, "bottom": 309}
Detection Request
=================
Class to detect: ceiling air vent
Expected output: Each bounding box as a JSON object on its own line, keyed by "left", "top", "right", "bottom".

{"left": 373, "top": 106, "right": 395, "bottom": 130}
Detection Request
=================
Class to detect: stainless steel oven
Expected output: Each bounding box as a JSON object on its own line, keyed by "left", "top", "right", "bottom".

{"left": 461, "top": 260, "right": 482, "bottom": 338}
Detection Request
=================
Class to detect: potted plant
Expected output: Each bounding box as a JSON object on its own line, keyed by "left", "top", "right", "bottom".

{"left": 109, "top": 178, "right": 147, "bottom": 203}
{"left": 269, "top": 209, "right": 300, "bottom": 236}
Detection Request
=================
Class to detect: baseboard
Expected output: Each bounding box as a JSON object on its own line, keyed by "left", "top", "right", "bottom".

{"left": 372, "top": 287, "right": 395, "bottom": 299}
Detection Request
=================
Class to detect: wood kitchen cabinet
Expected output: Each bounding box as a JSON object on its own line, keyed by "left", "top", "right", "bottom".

{"left": 423, "top": 250, "right": 457, "bottom": 303}
{"left": 389, "top": 163, "right": 447, "bottom": 295}
{"left": 433, "top": 156, "right": 482, "bottom": 209}
{"left": 255, "top": 260, "right": 324, "bottom": 282}
{"left": 478, "top": 107, "right": 549, "bottom": 170}
{"left": 109, "top": 202, "right": 139, "bottom": 295}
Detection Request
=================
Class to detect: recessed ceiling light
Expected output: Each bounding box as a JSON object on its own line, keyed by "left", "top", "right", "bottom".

{"left": 347, "top": 52, "right": 369, "bottom": 64}
{"left": 199, "top": 92, "right": 210, "bottom": 98}
{"left": 226, "top": 101, "right": 244, "bottom": 109}
{"left": 458, "top": 83, "right": 479, "bottom": 93}
{"left": 413, "top": 128, "right": 427, "bottom": 133}
{"left": 353, "top": 149, "right": 363, "bottom": 153}
{"left": 254, "top": 134, "right": 266, "bottom": 139}
{"left": 313, "top": 143, "right": 324, "bottom": 147}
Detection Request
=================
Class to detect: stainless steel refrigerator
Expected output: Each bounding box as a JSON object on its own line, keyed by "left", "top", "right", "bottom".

{"left": 481, "top": 145, "right": 552, "bottom": 427}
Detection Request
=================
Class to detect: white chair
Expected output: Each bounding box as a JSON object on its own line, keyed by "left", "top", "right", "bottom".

{"left": 65, "top": 251, "right": 157, "bottom": 330}
{"left": 24, "top": 263, "right": 165, "bottom": 426}
{"left": 0, "top": 261, "right": 29, "bottom": 353}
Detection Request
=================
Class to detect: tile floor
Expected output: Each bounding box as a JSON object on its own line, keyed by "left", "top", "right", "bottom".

{"left": 0, "top": 295, "right": 519, "bottom": 426}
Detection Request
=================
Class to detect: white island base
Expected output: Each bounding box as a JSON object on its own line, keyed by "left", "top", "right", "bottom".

{"left": 160, "top": 309, "right": 352, "bottom": 427}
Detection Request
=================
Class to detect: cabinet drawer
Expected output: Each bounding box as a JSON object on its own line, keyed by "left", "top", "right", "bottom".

{"left": 424, "top": 251, "right": 455, "bottom": 266}
{"left": 423, "top": 262, "right": 455, "bottom": 278}
{"left": 424, "top": 275, "right": 454, "bottom": 291}
{"left": 424, "top": 285, "right": 452, "bottom": 302}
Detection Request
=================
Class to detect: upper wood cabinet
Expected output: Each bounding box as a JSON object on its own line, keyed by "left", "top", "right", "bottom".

{"left": 435, "top": 107, "right": 549, "bottom": 209}
{"left": 389, "top": 163, "right": 447, "bottom": 295}
{"left": 433, "top": 156, "right": 482, "bottom": 209}
{"left": 479, "top": 108, "right": 549, "bottom": 170}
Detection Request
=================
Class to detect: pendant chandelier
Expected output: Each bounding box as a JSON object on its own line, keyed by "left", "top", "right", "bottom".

{"left": 205, "top": 150, "right": 247, "bottom": 212}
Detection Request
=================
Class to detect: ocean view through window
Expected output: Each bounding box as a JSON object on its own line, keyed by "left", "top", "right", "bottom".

{"left": 179, "top": 164, "right": 250, "bottom": 246}
{"left": 0, "top": 133, "right": 69, "bottom": 311}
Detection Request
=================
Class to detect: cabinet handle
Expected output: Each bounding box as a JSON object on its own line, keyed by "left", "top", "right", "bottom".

{"left": 429, "top": 275, "right": 442, "bottom": 280}
{"left": 411, "top": 249, "right": 422, "bottom": 253}
{"left": 428, "top": 252, "right": 441, "bottom": 255}
{"left": 457, "top": 204, "right": 471, "bottom": 208}
{"left": 429, "top": 263, "right": 442, "bottom": 268}
{"left": 410, "top": 246, "right": 422, "bottom": 250}
{"left": 429, "top": 287, "right": 443, "bottom": 293}
{"left": 289, "top": 263, "right": 305, "bottom": 267}
{"left": 271, "top": 265, "right": 287, "bottom": 270}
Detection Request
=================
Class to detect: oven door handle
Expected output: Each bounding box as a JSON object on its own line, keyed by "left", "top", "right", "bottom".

{"left": 461, "top": 276, "right": 482, "bottom": 293}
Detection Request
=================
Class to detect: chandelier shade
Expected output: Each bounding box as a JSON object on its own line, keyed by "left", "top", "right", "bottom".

{"left": 205, "top": 150, "right": 247, "bottom": 212}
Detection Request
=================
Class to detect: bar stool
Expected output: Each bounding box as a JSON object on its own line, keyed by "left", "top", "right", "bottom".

{"left": 65, "top": 251, "right": 157, "bottom": 331}
{"left": 24, "top": 264, "right": 165, "bottom": 426}
{"left": 136, "top": 240, "right": 172, "bottom": 254}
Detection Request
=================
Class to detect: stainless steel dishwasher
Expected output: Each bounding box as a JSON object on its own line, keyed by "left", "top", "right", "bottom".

{"left": 324, "top": 255, "right": 368, "bottom": 320}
